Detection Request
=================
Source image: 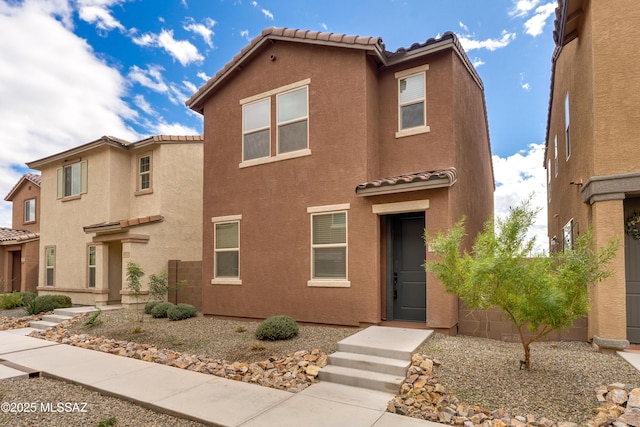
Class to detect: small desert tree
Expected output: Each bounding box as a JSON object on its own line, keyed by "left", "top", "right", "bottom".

{"left": 425, "top": 198, "right": 618, "bottom": 369}
{"left": 125, "top": 261, "right": 145, "bottom": 322}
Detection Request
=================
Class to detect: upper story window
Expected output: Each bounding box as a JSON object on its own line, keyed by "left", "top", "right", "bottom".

{"left": 240, "top": 79, "right": 311, "bottom": 168}
{"left": 547, "top": 159, "right": 552, "bottom": 203}
{"left": 565, "top": 93, "right": 571, "bottom": 160}
{"left": 136, "top": 153, "right": 153, "bottom": 194}
{"left": 56, "top": 160, "right": 87, "bottom": 200}
{"left": 24, "top": 198, "right": 36, "bottom": 223}
{"left": 395, "top": 64, "right": 430, "bottom": 138}
{"left": 554, "top": 135, "right": 558, "bottom": 177}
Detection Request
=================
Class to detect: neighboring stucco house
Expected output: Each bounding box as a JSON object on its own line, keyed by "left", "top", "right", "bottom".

{"left": 544, "top": 0, "right": 640, "bottom": 349}
{"left": 26, "top": 135, "right": 203, "bottom": 306}
{"left": 187, "top": 27, "right": 494, "bottom": 328}
{"left": 1, "top": 173, "right": 40, "bottom": 293}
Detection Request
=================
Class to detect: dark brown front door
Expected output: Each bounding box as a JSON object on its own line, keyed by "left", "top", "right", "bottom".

{"left": 387, "top": 213, "right": 426, "bottom": 322}
{"left": 11, "top": 250, "right": 21, "bottom": 292}
{"left": 626, "top": 200, "right": 640, "bottom": 343}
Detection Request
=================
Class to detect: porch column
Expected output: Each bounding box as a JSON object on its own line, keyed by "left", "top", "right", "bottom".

{"left": 589, "top": 197, "right": 628, "bottom": 350}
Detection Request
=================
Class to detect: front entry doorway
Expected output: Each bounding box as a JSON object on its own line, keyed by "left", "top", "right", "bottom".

{"left": 108, "top": 241, "right": 123, "bottom": 304}
{"left": 386, "top": 212, "right": 426, "bottom": 322}
{"left": 626, "top": 199, "right": 640, "bottom": 343}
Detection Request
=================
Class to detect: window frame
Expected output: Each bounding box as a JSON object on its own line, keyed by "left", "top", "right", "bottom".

{"left": 45, "top": 246, "right": 55, "bottom": 286}
{"left": 136, "top": 152, "right": 153, "bottom": 195}
{"left": 211, "top": 215, "right": 242, "bottom": 285}
{"left": 565, "top": 93, "right": 571, "bottom": 160}
{"left": 239, "top": 79, "right": 311, "bottom": 168}
{"left": 88, "top": 245, "right": 97, "bottom": 288}
{"left": 562, "top": 219, "right": 574, "bottom": 252}
{"left": 56, "top": 159, "right": 87, "bottom": 200}
{"left": 547, "top": 159, "right": 552, "bottom": 203}
{"left": 307, "top": 204, "right": 350, "bottom": 288}
{"left": 276, "top": 86, "right": 309, "bottom": 155}
{"left": 395, "top": 64, "right": 430, "bottom": 138}
{"left": 554, "top": 135, "right": 558, "bottom": 177}
{"left": 24, "top": 198, "right": 36, "bottom": 223}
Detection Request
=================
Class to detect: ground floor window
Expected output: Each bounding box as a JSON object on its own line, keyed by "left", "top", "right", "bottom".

{"left": 212, "top": 215, "right": 242, "bottom": 284}
{"left": 88, "top": 245, "right": 96, "bottom": 287}
{"left": 45, "top": 246, "right": 55, "bottom": 286}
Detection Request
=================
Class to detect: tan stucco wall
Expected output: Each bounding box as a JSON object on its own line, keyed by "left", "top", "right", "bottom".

{"left": 35, "top": 141, "right": 202, "bottom": 306}
{"left": 546, "top": 0, "right": 640, "bottom": 343}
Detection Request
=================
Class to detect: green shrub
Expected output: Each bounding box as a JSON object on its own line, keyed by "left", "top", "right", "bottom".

{"left": 25, "top": 295, "right": 72, "bottom": 315}
{"left": 97, "top": 416, "right": 117, "bottom": 427}
{"left": 16, "top": 292, "right": 36, "bottom": 307}
{"left": 150, "top": 302, "right": 174, "bottom": 318}
{"left": 167, "top": 303, "right": 197, "bottom": 321}
{"left": 0, "top": 292, "right": 23, "bottom": 309}
{"left": 255, "top": 315, "right": 299, "bottom": 341}
{"left": 144, "top": 300, "right": 161, "bottom": 315}
{"left": 84, "top": 309, "right": 102, "bottom": 328}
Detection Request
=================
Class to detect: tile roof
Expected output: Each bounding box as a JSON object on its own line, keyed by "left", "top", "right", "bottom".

{"left": 27, "top": 135, "right": 203, "bottom": 169}
{"left": 83, "top": 215, "right": 164, "bottom": 233}
{"left": 0, "top": 227, "right": 39, "bottom": 243}
{"left": 356, "top": 168, "right": 458, "bottom": 196}
{"left": 4, "top": 173, "right": 41, "bottom": 201}
{"left": 187, "top": 28, "right": 481, "bottom": 113}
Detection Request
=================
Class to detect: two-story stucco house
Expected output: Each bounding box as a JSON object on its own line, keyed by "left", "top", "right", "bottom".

{"left": 26, "top": 135, "right": 203, "bottom": 306}
{"left": 1, "top": 173, "right": 41, "bottom": 293}
{"left": 545, "top": 0, "right": 640, "bottom": 350}
{"left": 187, "top": 27, "right": 494, "bottom": 328}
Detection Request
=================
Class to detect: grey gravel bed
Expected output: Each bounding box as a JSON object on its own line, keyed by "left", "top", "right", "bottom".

{"left": 419, "top": 333, "right": 640, "bottom": 424}
{"left": 0, "top": 377, "right": 207, "bottom": 427}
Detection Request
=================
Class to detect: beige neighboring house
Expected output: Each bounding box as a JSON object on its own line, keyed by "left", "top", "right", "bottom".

{"left": 544, "top": 0, "right": 640, "bottom": 350}
{"left": 26, "top": 135, "right": 203, "bottom": 306}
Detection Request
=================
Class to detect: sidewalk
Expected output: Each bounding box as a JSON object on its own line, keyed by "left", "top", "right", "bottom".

{"left": 0, "top": 328, "right": 443, "bottom": 427}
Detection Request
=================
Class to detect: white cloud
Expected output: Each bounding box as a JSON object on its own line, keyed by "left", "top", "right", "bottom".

{"left": 197, "top": 71, "right": 209, "bottom": 81}
{"left": 261, "top": 8, "right": 274, "bottom": 20}
{"left": 132, "top": 94, "right": 155, "bottom": 116}
{"left": 183, "top": 17, "right": 216, "bottom": 48}
{"left": 128, "top": 64, "right": 169, "bottom": 93}
{"left": 524, "top": 2, "right": 556, "bottom": 37}
{"left": 459, "top": 21, "right": 469, "bottom": 32}
{"left": 132, "top": 29, "right": 204, "bottom": 66}
{"left": 240, "top": 29, "right": 250, "bottom": 41}
{"left": 182, "top": 79, "right": 198, "bottom": 93}
{"left": 76, "top": 0, "right": 125, "bottom": 32}
{"left": 509, "top": 0, "right": 541, "bottom": 17}
{"left": 0, "top": 0, "right": 138, "bottom": 227}
{"left": 493, "top": 143, "right": 548, "bottom": 253}
{"left": 458, "top": 30, "right": 516, "bottom": 52}
{"left": 320, "top": 22, "right": 328, "bottom": 31}
{"left": 471, "top": 57, "right": 485, "bottom": 68}
{"left": 520, "top": 72, "right": 531, "bottom": 91}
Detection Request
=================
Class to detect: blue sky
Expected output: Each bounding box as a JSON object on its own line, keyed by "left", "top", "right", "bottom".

{"left": 0, "top": 0, "right": 556, "bottom": 249}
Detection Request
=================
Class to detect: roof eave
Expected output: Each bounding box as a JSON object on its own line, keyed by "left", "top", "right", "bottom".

{"left": 356, "top": 176, "right": 457, "bottom": 197}
{"left": 26, "top": 136, "right": 128, "bottom": 170}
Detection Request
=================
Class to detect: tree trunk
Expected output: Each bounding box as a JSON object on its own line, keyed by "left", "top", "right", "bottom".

{"left": 523, "top": 342, "right": 531, "bottom": 370}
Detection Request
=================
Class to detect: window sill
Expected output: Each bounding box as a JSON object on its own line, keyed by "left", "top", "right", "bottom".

{"left": 307, "top": 280, "right": 351, "bottom": 288}
{"left": 211, "top": 278, "right": 242, "bottom": 285}
{"left": 239, "top": 148, "right": 311, "bottom": 169}
{"left": 60, "top": 194, "right": 81, "bottom": 202}
{"left": 135, "top": 189, "right": 153, "bottom": 196}
{"left": 395, "top": 125, "right": 430, "bottom": 139}
{"left": 23, "top": 220, "right": 36, "bottom": 225}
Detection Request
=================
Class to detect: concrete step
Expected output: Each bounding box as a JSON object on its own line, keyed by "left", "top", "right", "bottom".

{"left": 29, "top": 320, "right": 59, "bottom": 330}
{"left": 41, "top": 314, "right": 74, "bottom": 324}
{"left": 336, "top": 326, "right": 433, "bottom": 360}
{"left": 327, "top": 351, "right": 409, "bottom": 376}
{"left": 318, "top": 365, "right": 405, "bottom": 393}
{"left": 53, "top": 307, "right": 100, "bottom": 317}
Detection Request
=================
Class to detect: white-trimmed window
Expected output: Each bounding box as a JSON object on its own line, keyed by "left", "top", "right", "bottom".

{"left": 395, "top": 65, "right": 430, "bottom": 138}
{"left": 45, "top": 246, "right": 55, "bottom": 286}
{"left": 138, "top": 153, "right": 152, "bottom": 193}
{"left": 565, "top": 93, "right": 571, "bottom": 160}
{"left": 243, "top": 98, "right": 271, "bottom": 161}
{"left": 24, "top": 198, "right": 36, "bottom": 223}
{"left": 240, "top": 79, "right": 311, "bottom": 167}
{"left": 277, "top": 87, "right": 308, "bottom": 154}
{"left": 56, "top": 160, "right": 87, "bottom": 199}
{"left": 212, "top": 215, "right": 241, "bottom": 284}
{"left": 308, "top": 204, "right": 350, "bottom": 287}
{"left": 562, "top": 219, "right": 574, "bottom": 252}
{"left": 554, "top": 135, "right": 558, "bottom": 177}
{"left": 88, "top": 245, "right": 97, "bottom": 288}
{"left": 547, "top": 159, "right": 552, "bottom": 202}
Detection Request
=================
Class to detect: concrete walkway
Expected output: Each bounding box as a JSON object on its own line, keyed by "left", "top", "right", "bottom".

{"left": 0, "top": 326, "right": 441, "bottom": 427}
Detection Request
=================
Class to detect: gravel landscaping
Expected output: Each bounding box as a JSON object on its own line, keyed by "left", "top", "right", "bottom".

{"left": 2, "top": 307, "right": 640, "bottom": 425}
